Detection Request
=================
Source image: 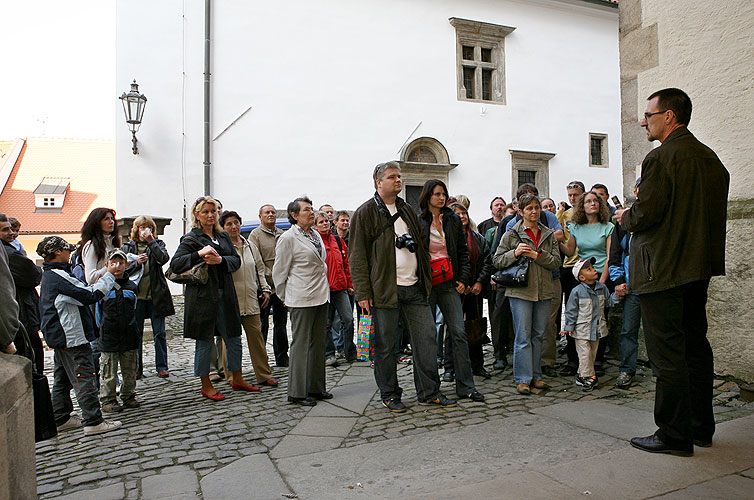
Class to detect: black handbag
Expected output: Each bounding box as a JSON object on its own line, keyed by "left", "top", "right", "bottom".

{"left": 464, "top": 317, "right": 491, "bottom": 345}
{"left": 33, "top": 372, "right": 58, "bottom": 442}
{"left": 492, "top": 230, "right": 531, "bottom": 288}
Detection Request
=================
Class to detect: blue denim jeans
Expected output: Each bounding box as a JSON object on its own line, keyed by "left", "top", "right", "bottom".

{"left": 372, "top": 284, "right": 441, "bottom": 402}
{"left": 619, "top": 292, "right": 641, "bottom": 375}
{"left": 135, "top": 299, "right": 168, "bottom": 373}
{"left": 430, "top": 281, "right": 475, "bottom": 396}
{"left": 325, "top": 290, "right": 356, "bottom": 358}
{"left": 193, "top": 291, "right": 243, "bottom": 377}
{"left": 508, "top": 297, "right": 551, "bottom": 384}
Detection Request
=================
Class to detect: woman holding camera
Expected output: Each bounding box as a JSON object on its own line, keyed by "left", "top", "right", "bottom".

{"left": 122, "top": 216, "right": 175, "bottom": 378}
{"left": 494, "top": 193, "right": 562, "bottom": 395}
{"left": 272, "top": 197, "right": 331, "bottom": 406}
{"left": 418, "top": 180, "right": 483, "bottom": 402}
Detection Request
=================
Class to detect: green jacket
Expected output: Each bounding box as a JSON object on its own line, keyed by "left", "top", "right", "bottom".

{"left": 621, "top": 127, "right": 729, "bottom": 294}
{"left": 349, "top": 193, "right": 431, "bottom": 308}
{"left": 493, "top": 220, "right": 561, "bottom": 302}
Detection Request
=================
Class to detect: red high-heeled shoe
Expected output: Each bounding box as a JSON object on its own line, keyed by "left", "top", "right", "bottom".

{"left": 201, "top": 389, "right": 225, "bottom": 401}
{"left": 230, "top": 381, "right": 260, "bottom": 392}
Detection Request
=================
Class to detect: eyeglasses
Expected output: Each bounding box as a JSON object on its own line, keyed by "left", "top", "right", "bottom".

{"left": 643, "top": 110, "right": 668, "bottom": 120}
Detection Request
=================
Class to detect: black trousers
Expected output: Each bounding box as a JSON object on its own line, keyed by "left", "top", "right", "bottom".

{"left": 640, "top": 279, "right": 714, "bottom": 446}
{"left": 260, "top": 293, "right": 290, "bottom": 365}
{"left": 490, "top": 287, "right": 513, "bottom": 361}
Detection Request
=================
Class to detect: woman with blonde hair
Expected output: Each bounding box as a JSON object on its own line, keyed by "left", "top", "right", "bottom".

{"left": 122, "top": 215, "right": 175, "bottom": 378}
{"left": 170, "top": 196, "right": 258, "bottom": 401}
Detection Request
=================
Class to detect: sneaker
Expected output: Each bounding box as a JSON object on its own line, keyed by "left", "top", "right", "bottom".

{"left": 582, "top": 377, "right": 598, "bottom": 392}
{"left": 101, "top": 402, "right": 124, "bottom": 413}
{"left": 459, "top": 391, "right": 485, "bottom": 402}
{"left": 84, "top": 419, "right": 122, "bottom": 436}
{"left": 616, "top": 372, "right": 634, "bottom": 388}
{"left": 442, "top": 371, "right": 455, "bottom": 383}
{"left": 122, "top": 398, "right": 141, "bottom": 409}
{"left": 420, "top": 393, "right": 457, "bottom": 407}
{"left": 575, "top": 376, "right": 587, "bottom": 386}
{"left": 493, "top": 359, "right": 507, "bottom": 371}
{"left": 335, "top": 351, "right": 345, "bottom": 360}
{"left": 325, "top": 356, "right": 339, "bottom": 367}
{"left": 398, "top": 355, "right": 412, "bottom": 365}
{"left": 382, "top": 398, "right": 408, "bottom": 413}
{"left": 57, "top": 415, "right": 81, "bottom": 431}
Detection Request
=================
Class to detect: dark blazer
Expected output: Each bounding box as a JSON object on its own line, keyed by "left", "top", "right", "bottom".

{"left": 469, "top": 230, "right": 495, "bottom": 286}
{"left": 419, "top": 207, "right": 471, "bottom": 286}
{"left": 123, "top": 238, "right": 175, "bottom": 318}
{"left": 350, "top": 193, "right": 432, "bottom": 308}
{"left": 3, "top": 240, "right": 42, "bottom": 334}
{"left": 621, "top": 126, "right": 730, "bottom": 294}
{"left": 169, "top": 228, "right": 241, "bottom": 341}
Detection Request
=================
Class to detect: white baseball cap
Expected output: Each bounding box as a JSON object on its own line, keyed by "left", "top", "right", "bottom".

{"left": 572, "top": 257, "right": 596, "bottom": 279}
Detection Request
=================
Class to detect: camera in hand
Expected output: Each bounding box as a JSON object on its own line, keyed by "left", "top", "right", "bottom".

{"left": 395, "top": 234, "right": 417, "bottom": 253}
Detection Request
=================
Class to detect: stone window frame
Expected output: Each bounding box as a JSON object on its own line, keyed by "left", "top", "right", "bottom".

{"left": 449, "top": 17, "right": 516, "bottom": 105}
{"left": 509, "top": 150, "right": 556, "bottom": 200}
{"left": 399, "top": 137, "right": 457, "bottom": 200}
{"left": 589, "top": 133, "right": 609, "bottom": 168}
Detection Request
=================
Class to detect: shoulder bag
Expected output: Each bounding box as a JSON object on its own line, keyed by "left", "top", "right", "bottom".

{"left": 491, "top": 230, "right": 530, "bottom": 288}
{"left": 165, "top": 235, "right": 209, "bottom": 285}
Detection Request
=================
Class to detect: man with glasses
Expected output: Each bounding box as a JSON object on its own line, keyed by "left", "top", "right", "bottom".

{"left": 616, "top": 88, "right": 729, "bottom": 457}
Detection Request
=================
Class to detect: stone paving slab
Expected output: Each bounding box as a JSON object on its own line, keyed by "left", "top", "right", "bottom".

{"left": 289, "top": 416, "right": 359, "bottom": 437}
{"left": 542, "top": 414, "right": 754, "bottom": 500}
{"left": 741, "top": 467, "right": 754, "bottom": 479}
{"left": 328, "top": 378, "right": 378, "bottom": 414}
{"left": 307, "top": 401, "right": 359, "bottom": 417}
{"left": 530, "top": 399, "right": 655, "bottom": 440}
{"left": 269, "top": 435, "right": 344, "bottom": 460}
{"left": 141, "top": 470, "right": 199, "bottom": 499}
{"left": 201, "top": 454, "right": 291, "bottom": 500}
{"left": 651, "top": 474, "right": 754, "bottom": 499}
{"left": 408, "top": 471, "right": 597, "bottom": 500}
{"left": 275, "top": 413, "right": 625, "bottom": 499}
{"left": 51, "top": 483, "right": 124, "bottom": 500}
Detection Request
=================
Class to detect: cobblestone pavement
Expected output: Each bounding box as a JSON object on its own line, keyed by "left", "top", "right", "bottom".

{"left": 35, "top": 326, "right": 753, "bottom": 499}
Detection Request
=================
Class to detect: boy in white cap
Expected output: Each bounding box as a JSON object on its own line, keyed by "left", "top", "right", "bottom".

{"left": 560, "top": 257, "right": 618, "bottom": 391}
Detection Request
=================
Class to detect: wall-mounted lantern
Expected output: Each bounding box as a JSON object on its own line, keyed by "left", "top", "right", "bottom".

{"left": 119, "top": 80, "right": 147, "bottom": 155}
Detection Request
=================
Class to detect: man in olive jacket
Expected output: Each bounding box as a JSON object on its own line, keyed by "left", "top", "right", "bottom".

{"left": 350, "top": 162, "right": 454, "bottom": 413}
{"left": 617, "top": 88, "right": 730, "bottom": 457}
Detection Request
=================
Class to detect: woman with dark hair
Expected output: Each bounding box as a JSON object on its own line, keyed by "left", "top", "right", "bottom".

{"left": 494, "top": 194, "right": 561, "bottom": 395}
{"left": 220, "top": 210, "right": 277, "bottom": 387}
{"left": 449, "top": 202, "right": 495, "bottom": 378}
{"left": 273, "top": 197, "right": 331, "bottom": 406}
{"left": 563, "top": 190, "right": 614, "bottom": 375}
{"left": 418, "top": 180, "right": 483, "bottom": 402}
{"left": 122, "top": 215, "right": 175, "bottom": 378}
{"left": 170, "top": 196, "right": 258, "bottom": 401}
{"left": 80, "top": 208, "right": 136, "bottom": 285}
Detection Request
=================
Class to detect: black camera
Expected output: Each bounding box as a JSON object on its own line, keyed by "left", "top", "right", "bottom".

{"left": 395, "top": 234, "right": 418, "bottom": 253}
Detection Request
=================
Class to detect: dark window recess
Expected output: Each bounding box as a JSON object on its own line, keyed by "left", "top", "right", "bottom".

{"left": 463, "top": 67, "right": 475, "bottom": 99}
{"left": 591, "top": 137, "right": 603, "bottom": 165}
{"left": 482, "top": 69, "right": 493, "bottom": 101}
{"left": 405, "top": 185, "right": 423, "bottom": 215}
{"left": 481, "top": 47, "right": 492, "bottom": 62}
{"left": 462, "top": 45, "right": 475, "bottom": 60}
{"left": 518, "top": 170, "right": 536, "bottom": 187}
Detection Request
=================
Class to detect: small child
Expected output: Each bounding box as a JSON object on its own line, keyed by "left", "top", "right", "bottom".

{"left": 98, "top": 249, "right": 141, "bottom": 412}
{"left": 37, "top": 236, "right": 122, "bottom": 436}
{"left": 561, "top": 257, "right": 619, "bottom": 392}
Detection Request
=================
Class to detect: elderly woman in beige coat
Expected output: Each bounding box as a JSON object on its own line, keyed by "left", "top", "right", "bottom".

{"left": 220, "top": 210, "right": 277, "bottom": 387}
{"left": 272, "top": 197, "right": 331, "bottom": 406}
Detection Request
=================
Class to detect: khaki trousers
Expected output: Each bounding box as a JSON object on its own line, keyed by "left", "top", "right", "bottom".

{"left": 220, "top": 314, "right": 274, "bottom": 383}
{"left": 574, "top": 338, "right": 599, "bottom": 378}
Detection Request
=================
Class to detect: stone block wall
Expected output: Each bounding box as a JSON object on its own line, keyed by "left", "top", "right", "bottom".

{"left": 0, "top": 353, "right": 36, "bottom": 500}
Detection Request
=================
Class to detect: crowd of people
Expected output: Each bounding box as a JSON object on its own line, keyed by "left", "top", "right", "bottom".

{"left": 0, "top": 88, "right": 729, "bottom": 458}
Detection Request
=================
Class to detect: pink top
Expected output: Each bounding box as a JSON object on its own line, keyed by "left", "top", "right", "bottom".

{"left": 428, "top": 216, "right": 449, "bottom": 261}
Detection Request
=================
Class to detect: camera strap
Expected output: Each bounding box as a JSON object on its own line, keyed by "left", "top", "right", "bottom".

{"left": 370, "top": 211, "right": 402, "bottom": 245}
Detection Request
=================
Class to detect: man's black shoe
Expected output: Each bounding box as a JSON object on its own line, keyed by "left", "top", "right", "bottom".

{"left": 630, "top": 434, "right": 693, "bottom": 457}
{"left": 541, "top": 365, "right": 558, "bottom": 377}
{"left": 559, "top": 365, "right": 578, "bottom": 376}
{"left": 308, "top": 391, "right": 333, "bottom": 400}
{"left": 694, "top": 438, "right": 712, "bottom": 448}
{"left": 594, "top": 364, "right": 606, "bottom": 377}
{"left": 493, "top": 359, "right": 507, "bottom": 371}
{"left": 459, "top": 391, "right": 485, "bottom": 402}
{"left": 288, "top": 396, "right": 317, "bottom": 406}
{"left": 420, "top": 393, "right": 457, "bottom": 407}
{"left": 442, "top": 371, "right": 455, "bottom": 383}
{"left": 473, "top": 368, "right": 492, "bottom": 379}
{"left": 382, "top": 398, "right": 407, "bottom": 413}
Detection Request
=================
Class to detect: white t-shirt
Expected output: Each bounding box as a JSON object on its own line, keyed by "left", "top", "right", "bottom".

{"left": 386, "top": 203, "right": 418, "bottom": 286}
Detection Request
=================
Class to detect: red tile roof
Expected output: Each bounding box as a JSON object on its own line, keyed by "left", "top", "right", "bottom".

{"left": 0, "top": 137, "right": 115, "bottom": 234}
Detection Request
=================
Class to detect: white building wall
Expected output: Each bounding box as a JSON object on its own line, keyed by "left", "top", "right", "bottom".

{"left": 116, "top": 0, "right": 621, "bottom": 253}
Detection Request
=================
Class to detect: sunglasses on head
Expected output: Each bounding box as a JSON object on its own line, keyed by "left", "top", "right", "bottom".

{"left": 567, "top": 183, "right": 584, "bottom": 190}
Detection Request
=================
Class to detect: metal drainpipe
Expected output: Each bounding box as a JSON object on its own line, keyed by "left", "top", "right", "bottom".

{"left": 203, "top": 0, "right": 211, "bottom": 195}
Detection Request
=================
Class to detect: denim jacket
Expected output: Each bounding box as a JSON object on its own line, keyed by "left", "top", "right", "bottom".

{"left": 563, "top": 281, "right": 619, "bottom": 341}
